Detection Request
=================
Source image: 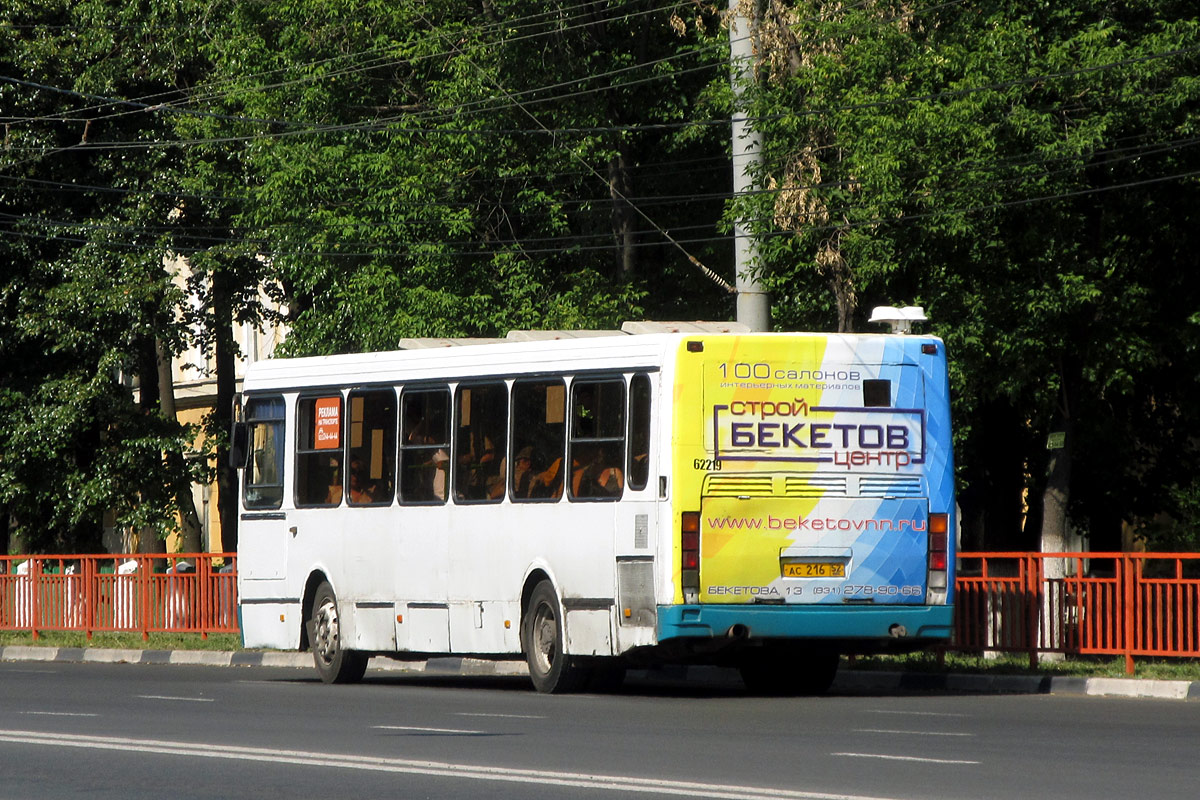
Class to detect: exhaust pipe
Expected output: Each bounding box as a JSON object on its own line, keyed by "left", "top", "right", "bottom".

{"left": 888, "top": 624, "right": 908, "bottom": 638}
{"left": 727, "top": 623, "right": 750, "bottom": 639}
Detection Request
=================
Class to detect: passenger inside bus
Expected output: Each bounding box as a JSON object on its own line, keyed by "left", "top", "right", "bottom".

{"left": 528, "top": 455, "right": 565, "bottom": 499}
{"left": 405, "top": 420, "right": 449, "bottom": 502}
{"left": 512, "top": 446, "right": 536, "bottom": 497}
{"left": 570, "top": 446, "right": 623, "bottom": 498}
{"left": 324, "top": 458, "right": 343, "bottom": 505}
{"left": 347, "top": 458, "right": 375, "bottom": 504}
{"left": 457, "top": 431, "right": 499, "bottom": 500}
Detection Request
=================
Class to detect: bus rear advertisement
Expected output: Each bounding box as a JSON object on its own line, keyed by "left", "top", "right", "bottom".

{"left": 234, "top": 322, "right": 954, "bottom": 694}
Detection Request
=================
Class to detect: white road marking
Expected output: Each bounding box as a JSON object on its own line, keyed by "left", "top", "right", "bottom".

{"left": 21, "top": 712, "right": 99, "bottom": 718}
{"left": 0, "top": 729, "right": 913, "bottom": 800}
{"left": 853, "top": 729, "right": 973, "bottom": 737}
{"left": 136, "top": 695, "right": 214, "bottom": 703}
{"left": 455, "top": 712, "right": 545, "bottom": 720}
{"left": 373, "top": 725, "right": 487, "bottom": 735}
{"left": 833, "top": 752, "right": 979, "bottom": 765}
{"left": 865, "top": 710, "right": 969, "bottom": 718}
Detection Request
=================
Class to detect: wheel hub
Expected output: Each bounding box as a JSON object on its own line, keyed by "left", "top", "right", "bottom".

{"left": 532, "top": 604, "right": 557, "bottom": 675}
{"left": 314, "top": 599, "right": 339, "bottom": 665}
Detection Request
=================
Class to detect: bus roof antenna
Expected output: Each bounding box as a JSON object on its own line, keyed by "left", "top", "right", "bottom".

{"left": 868, "top": 306, "right": 928, "bottom": 335}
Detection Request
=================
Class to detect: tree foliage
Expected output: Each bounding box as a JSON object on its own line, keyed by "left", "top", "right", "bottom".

{"left": 3, "top": 0, "right": 1199, "bottom": 552}
{"left": 1, "top": 1, "right": 215, "bottom": 551}
{"left": 183, "top": 0, "right": 734, "bottom": 354}
{"left": 735, "top": 0, "right": 1200, "bottom": 549}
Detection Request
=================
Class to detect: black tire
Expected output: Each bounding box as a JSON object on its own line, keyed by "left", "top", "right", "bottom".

{"left": 309, "top": 581, "right": 368, "bottom": 684}
{"left": 522, "top": 580, "right": 590, "bottom": 693}
{"left": 739, "top": 647, "right": 839, "bottom": 696}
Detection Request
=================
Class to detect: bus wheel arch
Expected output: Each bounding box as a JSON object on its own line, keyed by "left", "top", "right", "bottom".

{"left": 518, "top": 569, "right": 552, "bottom": 663}
{"left": 521, "top": 577, "right": 589, "bottom": 694}
{"left": 308, "top": 579, "right": 368, "bottom": 684}
{"left": 299, "top": 571, "right": 330, "bottom": 652}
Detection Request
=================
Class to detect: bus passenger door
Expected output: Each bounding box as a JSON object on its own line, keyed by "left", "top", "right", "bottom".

{"left": 235, "top": 396, "right": 296, "bottom": 649}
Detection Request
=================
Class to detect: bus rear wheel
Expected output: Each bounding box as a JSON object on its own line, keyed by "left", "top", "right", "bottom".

{"left": 523, "top": 581, "right": 589, "bottom": 694}
{"left": 310, "top": 581, "right": 368, "bottom": 684}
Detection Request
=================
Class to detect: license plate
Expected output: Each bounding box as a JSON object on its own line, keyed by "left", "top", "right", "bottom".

{"left": 782, "top": 561, "right": 846, "bottom": 578}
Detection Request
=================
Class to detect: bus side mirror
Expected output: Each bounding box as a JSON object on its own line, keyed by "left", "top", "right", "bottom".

{"left": 229, "top": 421, "right": 248, "bottom": 470}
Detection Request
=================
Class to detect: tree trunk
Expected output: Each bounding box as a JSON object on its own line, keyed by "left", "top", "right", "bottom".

{"left": 817, "top": 232, "right": 856, "bottom": 332}
{"left": 1038, "top": 421, "right": 1071, "bottom": 660}
{"left": 212, "top": 268, "right": 240, "bottom": 554}
{"left": 1040, "top": 358, "right": 1078, "bottom": 562}
{"left": 609, "top": 146, "right": 636, "bottom": 278}
{"left": 1041, "top": 434, "right": 1071, "bottom": 559}
{"left": 139, "top": 335, "right": 160, "bottom": 414}
{"left": 1038, "top": 360, "right": 1077, "bottom": 659}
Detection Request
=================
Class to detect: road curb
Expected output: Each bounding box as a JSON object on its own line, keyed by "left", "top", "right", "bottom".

{"left": 2, "top": 645, "right": 1196, "bottom": 700}
{"left": 834, "top": 668, "right": 1198, "bottom": 700}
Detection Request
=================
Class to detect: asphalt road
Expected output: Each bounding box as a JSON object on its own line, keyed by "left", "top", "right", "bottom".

{"left": 0, "top": 660, "right": 1196, "bottom": 800}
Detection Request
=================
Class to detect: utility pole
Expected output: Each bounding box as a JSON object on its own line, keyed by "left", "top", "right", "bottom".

{"left": 730, "top": 1, "right": 770, "bottom": 331}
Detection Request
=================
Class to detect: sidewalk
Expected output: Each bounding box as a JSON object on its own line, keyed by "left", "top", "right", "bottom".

{"left": 3, "top": 644, "right": 1198, "bottom": 700}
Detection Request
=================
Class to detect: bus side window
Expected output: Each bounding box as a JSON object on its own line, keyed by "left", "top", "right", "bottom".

{"left": 295, "top": 395, "right": 344, "bottom": 507}
{"left": 346, "top": 389, "right": 396, "bottom": 506}
{"left": 244, "top": 397, "right": 285, "bottom": 509}
{"left": 569, "top": 378, "right": 626, "bottom": 501}
{"left": 511, "top": 379, "right": 565, "bottom": 502}
{"left": 400, "top": 388, "right": 451, "bottom": 504}
{"left": 453, "top": 382, "right": 507, "bottom": 503}
{"left": 627, "top": 374, "right": 651, "bottom": 491}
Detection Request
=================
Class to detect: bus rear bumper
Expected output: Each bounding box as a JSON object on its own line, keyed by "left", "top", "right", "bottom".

{"left": 657, "top": 604, "right": 954, "bottom": 645}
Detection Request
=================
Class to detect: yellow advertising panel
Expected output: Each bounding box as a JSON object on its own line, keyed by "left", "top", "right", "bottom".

{"left": 673, "top": 335, "right": 936, "bottom": 606}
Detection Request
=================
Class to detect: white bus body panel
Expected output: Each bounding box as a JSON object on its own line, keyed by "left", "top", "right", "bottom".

{"left": 238, "top": 336, "right": 677, "bottom": 660}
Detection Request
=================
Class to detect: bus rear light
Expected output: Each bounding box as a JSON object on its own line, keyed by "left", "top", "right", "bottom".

{"left": 928, "top": 512, "right": 949, "bottom": 590}
{"left": 681, "top": 511, "right": 700, "bottom": 603}
{"left": 682, "top": 528, "right": 699, "bottom": 565}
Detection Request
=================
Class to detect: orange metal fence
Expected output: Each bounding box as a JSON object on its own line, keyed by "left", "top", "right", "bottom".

{"left": 0, "top": 554, "right": 237, "bottom": 640}
{"left": 953, "top": 552, "right": 1200, "bottom": 673}
{"left": 2, "top": 551, "right": 1198, "bottom": 673}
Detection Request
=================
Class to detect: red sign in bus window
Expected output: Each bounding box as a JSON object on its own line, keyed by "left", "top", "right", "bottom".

{"left": 314, "top": 397, "right": 341, "bottom": 450}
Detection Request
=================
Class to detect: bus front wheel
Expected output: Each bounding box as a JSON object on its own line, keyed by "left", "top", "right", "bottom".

{"left": 310, "top": 581, "right": 368, "bottom": 684}
{"left": 523, "top": 581, "right": 589, "bottom": 694}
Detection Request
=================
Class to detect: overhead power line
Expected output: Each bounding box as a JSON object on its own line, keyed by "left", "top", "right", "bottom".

{"left": 413, "top": 10, "right": 736, "bottom": 294}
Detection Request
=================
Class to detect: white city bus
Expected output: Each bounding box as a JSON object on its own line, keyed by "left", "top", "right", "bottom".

{"left": 233, "top": 320, "right": 955, "bottom": 693}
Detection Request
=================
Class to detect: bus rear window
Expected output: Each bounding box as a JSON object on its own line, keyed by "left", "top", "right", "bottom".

{"left": 863, "top": 379, "right": 891, "bottom": 407}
